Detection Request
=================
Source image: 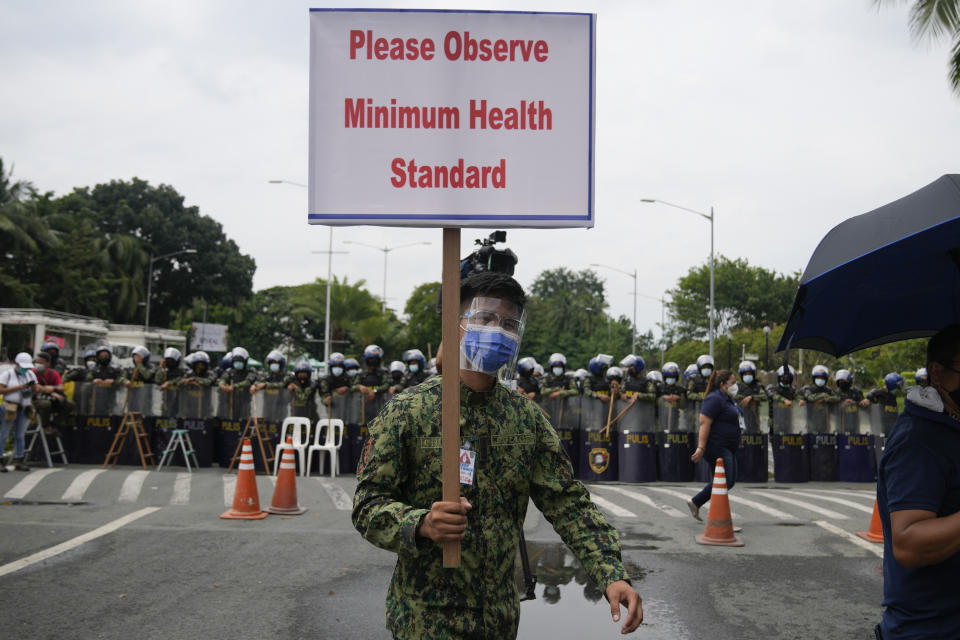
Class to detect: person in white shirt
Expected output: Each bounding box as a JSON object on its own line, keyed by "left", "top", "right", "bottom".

{"left": 0, "top": 352, "right": 39, "bottom": 472}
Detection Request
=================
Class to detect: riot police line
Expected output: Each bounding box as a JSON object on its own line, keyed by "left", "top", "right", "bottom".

{"left": 53, "top": 381, "right": 385, "bottom": 475}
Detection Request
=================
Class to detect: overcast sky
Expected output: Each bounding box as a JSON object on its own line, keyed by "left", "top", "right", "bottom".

{"left": 3, "top": 1, "right": 958, "bottom": 344}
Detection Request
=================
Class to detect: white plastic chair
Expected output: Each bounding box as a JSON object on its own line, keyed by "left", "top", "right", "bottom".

{"left": 274, "top": 417, "right": 311, "bottom": 476}
{"left": 306, "top": 418, "right": 344, "bottom": 478}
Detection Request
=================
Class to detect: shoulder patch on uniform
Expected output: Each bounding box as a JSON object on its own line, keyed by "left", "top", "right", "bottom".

{"left": 357, "top": 437, "right": 374, "bottom": 473}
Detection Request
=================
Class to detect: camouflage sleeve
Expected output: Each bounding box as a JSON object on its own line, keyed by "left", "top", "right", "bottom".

{"left": 352, "top": 399, "right": 430, "bottom": 555}
{"left": 194, "top": 373, "right": 216, "bottom": 387}
{"left": 866, "top": 389, "right": 880, "bottom": 404}
{"left": 528, "top": 409, "right": 629, "bottom": 592}
{"left": 373, "top": 371, "right": 390, "bottom": 394}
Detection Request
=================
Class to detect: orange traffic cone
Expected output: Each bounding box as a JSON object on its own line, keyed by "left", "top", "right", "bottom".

{"left": 221, "top": 439, "right": 268, "bottom": 520}
{"left": 856, "top": 499, "right": 884, "bottom": 543}
{"left": 266, "top": 439, "right": 307, "bottom": 515}
{"left": 695, "top": 458, "right": 744, "bottom": 547}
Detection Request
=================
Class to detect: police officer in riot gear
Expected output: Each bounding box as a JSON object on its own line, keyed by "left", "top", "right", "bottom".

{"left": 356, "top": 345, "right": 388, "bottom": 402}
{"left": 735, "top": 360, "right": 767, "bottom": 405}
{"left": 834, "top": 369, "right": 870, "bottom": 408}
{"left": 403, "top": 349, "right": 429, "bottom": 389}
{"left": 646, "top": 370, "right": 664, "bottom": 395}
{"left": 321, "top": 352, "right": 352, "bottom": 407}
{"left": 686, "top": 354, "right": 714, "bottom": 401}
{"left": 218, "top": 347, "right": 258, "bottom": 392}
{"left": 90, "top": 345, "right": 124, "bottom": 387}
{"left": 155, "top": 347, "right": 186, "bottom": 389}
{"left": 65, "top": 349, "right": 98, "bottom": 382}
{"left": 288, "top": 361, "right": 316, "bottom": 394}
{"left": 214, "top": 351, "right": 233, "bottom": 379}
{"left": 541, "top": 353, "right": 577, "bottom": 399}
{"left": 573, "top": 368, "right": 588, "bottom": 394}
{"left": 184, "top": 351, "right": 216, "bottom": 386}
{"left": 584, "top": 354, "right": 614, "bottom": 402}
{"left": 605, "top": 366, "right": 624, "bottom": 400}
{"left": 620, "top": 355, "right": 655, "bottom": 400}
{"left": 124, "top": 346, "right": 154, "bottom": 385}
{"left": 867, "top": 372, "right": 904, "bottom": 411}
{"left": 344, "top": 357, "right": 361, "bottom": 384}
{"left": 40, "top": 341, "right": 67, "bottom": 375}
{"left": 388, "top": 361, "right": 407, "bottom": 396}
{"left": 658, "top": 362, "right": 686, "bottom": 402}
{"left": 801, "top": 364, "right": 840, "bottom": 406}
{"left": 915, "top": 367, "right": 929, "bottom": 387}
{"left": 516, "top": 357, "right": 540, "bottom": 401}
{"left": 767, "top": 365, "right": 803, "bottom": 407}
{"left": 252, "top": 349, "right": 286, "bottom": 394}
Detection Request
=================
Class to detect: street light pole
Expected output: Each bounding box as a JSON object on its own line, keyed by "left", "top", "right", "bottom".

{"left": 763, "top": 325, "right": 771, "bottom": 372}
{"left": 343, "top": 240, "right": 432, "bottom": 315}
{"left": 144, "top": 248, "right": 197, "bottom": 331}
{"left": 637, "top": 292, "right": 667, "bottom": 366}
{"left": 640, "top": 198, "right": 716, "bottom": 358}
{"left": 589, "top": 263, "right": 637, "bottom": 353}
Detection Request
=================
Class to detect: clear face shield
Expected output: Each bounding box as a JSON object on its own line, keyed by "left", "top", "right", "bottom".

{"left": 459, "top": 296, "right": 527, "bottom": 382}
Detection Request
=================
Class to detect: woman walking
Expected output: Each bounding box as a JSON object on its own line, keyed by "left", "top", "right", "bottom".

{"left": 687, "top": 369, "right": 742, "bottom": 521}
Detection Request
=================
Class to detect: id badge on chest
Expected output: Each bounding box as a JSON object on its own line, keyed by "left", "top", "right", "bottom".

{"left": 459, "top": 439, "right": 477, "bottom": 486}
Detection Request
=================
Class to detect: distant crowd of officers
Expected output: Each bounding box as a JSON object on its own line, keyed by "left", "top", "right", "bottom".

{"left": 27, "top": 341, "right": 926, "bottom": 424}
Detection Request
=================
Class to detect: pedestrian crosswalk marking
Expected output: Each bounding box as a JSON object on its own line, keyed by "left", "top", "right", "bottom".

{"left": 804, "top": 488, "right": 876, "bottom": 501}
{"left": 223, "top": 476, "right": 236, "bottom": 507}
{"left": 61, "top": 469, "right": 105, "bottom": 501}
{"left": 728, "top": 495, "right": 799, "bottom": 521}
{"left": 589, "top": 493, "right": 636, "bottom": 518}
{"left": 171, "top": 472, "right": 191, "bottom": 505}
{"left": 593, "top": 485, "right": 684, "bottom": 518}
{"left": 318, "top": 478, "right": 352, "bottom": 511}
{"left": 5, "top": 468, "right": 61, "bottom": 499}
{"left": 747, "top": 491, "right": 847, "bottom": 519}
{"left": 785, "top": 490, "right": 874, "bottom": 515}
{"left": 813, "top": 520, "right": 883, "bottom": 558}
{"left": 118, "top": 470, "right": 150, "bottom": 503}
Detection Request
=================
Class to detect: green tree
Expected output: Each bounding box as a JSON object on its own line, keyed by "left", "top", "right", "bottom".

{"left": 878, "top": 0, "right": 960, "bottom": 96}
{"left": 402, "top": 282, "right": 442, "bottom": 358}
{"left": 0, "top": 159, "right": 54, "bottom": 305}
{"left": 666, "top": 255, "right": 799, "bottom": 343}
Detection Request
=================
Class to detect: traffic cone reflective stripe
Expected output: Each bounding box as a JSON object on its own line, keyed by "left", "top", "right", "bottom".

{"left": 221, "top": 439, "right": 268, "bottom": 520}
{"left": 856, "top": 499, "right": 884, "bottom": 543}
{"left": 695, "top": 458, "right": 744, "bottom": 547}
{"left": 266, "top": 438, "right": 307, "bottom": 515}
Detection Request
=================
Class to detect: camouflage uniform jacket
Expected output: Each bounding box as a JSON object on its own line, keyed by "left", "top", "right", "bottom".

{"left": 183, "top": 369, "right": 217, "bottom": 387}
{"left": 319, "top": 374, "right": 352, "bottom": 399}
{"left": 353, "top": 376, "right": 628, "bottom": 639}
{"left": 837, "top": 386, "right": 865, "bottom": 403}
{"left": 356, "top": 367, "right": 389, "bottom": 394}
{"left": 403, "top": 369, "right": 429, "bottom": 389}
{"left": 261, "top": 371, "right": 287, "bottom": 390}
{"left": 767, "top": 383, "right": 799, "bottom": 403}
{"left": 621, "top": 375, "right": 655, "bottom": 402}
{"left": 866, "top": 387, "right": 899, "bottom": 410}
{"left": 735, "top": 380, "right": 768, "bottom": 405}
{"left": 583, "top": 375, "right": 611, "bottom": 399}
{"left": 516, "top": 375, "right": 540, "bottom": 401}
{"left": 154, "top": 365, "right": 185, "bottom": 386}
{"left": 89, "top": 364, "right": 126, "bottom": 387}
{"left": 800, "top": 384, "right": 840, "bottom": 405}
{"left": 217, "top": 368, "right": 258, "bottom": 391}
{"left": 125, "top": 364, "right": 155, "bottom": 384}
{"left": 685, "top": 374, "right": 709, "bottom": 401}
{"left": 539, "top": 373, "right": 577, "bottom": 398}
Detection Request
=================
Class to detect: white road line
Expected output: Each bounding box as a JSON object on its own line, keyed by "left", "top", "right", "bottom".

{"left": 589, "top": 493, "right": 636, "bottom": 518}
{"left": 0, "top": 507, "right": 161, "bottom": 578}
{"left": 594, "top": 485, "right": 684, "bottom": 517}
{"left": 786, "top": 490, "right": 874, "bottom": 515}
{"left": 60, "top": 469, "right": 105, "bottom": 501}
{"left": 644, "top": 486, "right": 799, "bottom": 521}
{"left": 804, "top": 488, "right": 876, "bottom": 501}
{"left": 4, "top": 468, "right": 61, "bottom": 499}
{"left": 319, "top": 478, "right": 353, "bottom": 511}
{"left": 748, "top": 491, "right": 847, "bottom": 519}
{"left": 170, "top": 473, "right": 191, "bottom": 505}
{"left": 223, "top": 476, "right": 236, "bottom": 507}
{"left": 813, "top": 520, "right": 884, "bottom": 558}
{"left": 118, "top": 470, "right": 150, "bottom": 503}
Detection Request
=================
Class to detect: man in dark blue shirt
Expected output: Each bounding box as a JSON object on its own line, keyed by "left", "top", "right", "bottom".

{"left": 877, "top": 324, "right": 960, "bottom": 638}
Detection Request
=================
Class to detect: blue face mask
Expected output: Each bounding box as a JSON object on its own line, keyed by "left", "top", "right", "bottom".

{"left": 409, "top": 364, "right": 419, "bottom": 373}
{"left": 742, "top": 374, "right": 754, "bottom": 384}
{"left": 331, "top": 366, "right": 343, "bottom": 377}
{"left": 461, "top": 327, "right": 518, "bottom": 374}
{"left": 269, "top": 363, "right": 280, "bottom": 373}
{"left": 17, "top": 367, "right": 29, "bottom": 376}
{"left": 233, "top": 361, "right": 244, "bottom": 370}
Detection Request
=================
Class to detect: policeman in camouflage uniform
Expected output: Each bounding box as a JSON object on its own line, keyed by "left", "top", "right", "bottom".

{"left": 801, "top": 364, "right": 840, "bottom": 407}
{"left": 867, "top": 372, "right": 904, "bottom": 412}
{"left": 734, "top": 360, "right": 768, "bottom": 410}
{"left": 344, "top": 357, "right": 361, "bottom": 386}
{"left": 356, "top": 345, "right": 389, "bottom": 403}
{"left": 64, "top": 349, "right": 98, "bottom": 383}
{"left": 155, "top": 347, "right": 187, "bottom": 389}
{"left": 834, "top": 369, "right": 869, "bottom": 407}
{"left": 685, "top": 354, "right": 714, "bottom": 401}
{"left": 353, "top": 272, "right": 642, "bottom": 639}
{"left": 583, "top": 354, "right": 614, "bottom": 404}
{"left": 516, "top": 356, "right": 540, "bottom": 401}
{"left": 124, "top": 346, "right": 155, "bottom": 385}
{"left": 540, "top": 353, "right": 578, "bottom": 400}
{"left": 388, "top": 361, "right": 407, "bottom": 396}
{"left": 89, "top": 346, "right": 126, "bottom": 388}
{"left": 251, "top": 350, "right": 286, "bottom": 394}
{"left": 217, "top": 347, "right": 259, "bottom": 392}
{"left": 658, "top": 362, "right": 687, "bottom": 403}
{"left": 320, "top": 353, "right": 352, "bottom": 407}
{"left": 767, "top": 365, "right": 802, "bottom": 406}
{"left": 619, "top": 355, "right": 656, "bottom": 402}
{"left": 403, "top": 349, "right": 429, "bottom": 389}
{"left": 183, "top": 351, "right": 217, "bottom": 387}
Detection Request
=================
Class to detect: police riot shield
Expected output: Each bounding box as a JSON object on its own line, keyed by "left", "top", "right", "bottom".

{"left": 73, "top": 383, "right": 121, "bottom": 464}
{"left": 838, "top": 433, "right": 877, "bottom": 482}
{"left": 836, "top": 401, "right": 862, "bottom": 434}
{"left": 578, "top": 396, "right": 617, "bottom": 482}
{"left": 179, "top": 386, "right": 216, "bottom": 419}
{"left": 256, "top": 388, "right": 288, "bottom": 424}
{"left": 737, "top": 433, "right": 768, "bottom": 483}
{"left": 557, "top": 395, "right": 582, "bottom": 472}
{"left": 806, "top": 432, "right": 838, "bottom": 481}
{"left": 213, "top": 389, "right": 250, "bottom": 469}
{"left": 682, "top": 399, "right": 700, "bottom": 434}
{"left": 740, "top": 399, "right": 768, "bottom": 434}
{"left": 805, "top": 402, "right": 836, "bottom": 434}
{"left": 216, "top": 389, "right": 251, "bottom": 422}
{"left": 616, "top": 395, "right": 656, "bottom": 483}
{"left": 290, "top": 387, "right": 320, "bottom": 423}
{"left": 657, "top": 397, "right": 685, "bottom": 432}
{"left": 869, "top": 404, "right": 899, "bottom": 436}
{"left": 339, "top": 391, "right": 365, "bottom": 475}
{"left": 123, "top": 384, "right": 159, "bottom": 416}
{"left": 772, "top": 401, "right": 807, "bottom": 435}
{"left": 74, "top": 382, "right": 117, "bottom": 417}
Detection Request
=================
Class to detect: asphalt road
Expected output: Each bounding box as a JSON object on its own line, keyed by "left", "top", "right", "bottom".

{"left": 0, "top": 464, "right": 883, "bottom": 639}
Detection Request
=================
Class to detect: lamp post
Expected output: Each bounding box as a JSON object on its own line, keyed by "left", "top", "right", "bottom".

{"left": 590, "top": 263, "right": 637, "bottom": 354}
{"left": 640, "top": 198, "right": 715, "bottom": 358}
{"left": 343, "top": 240, "right": 432, "bottom": 314}
{"left": 144, "top": 248, "right": 197, "bottom": 330}
{"left": 763, "top": 325, "right": 771, "bottom": 372}
{"left": 269, "top": 179, "right": 340, "bottom": 363}
{"left": 636, "top": 292, "right": 667, "bottom": 367}
{"left": 726, "top": 330, "right": 734, "bottom": 369}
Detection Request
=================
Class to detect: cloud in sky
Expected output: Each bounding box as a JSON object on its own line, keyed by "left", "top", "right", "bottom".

{"left": 2, "top": 0, "right": 957, "bottom": 348}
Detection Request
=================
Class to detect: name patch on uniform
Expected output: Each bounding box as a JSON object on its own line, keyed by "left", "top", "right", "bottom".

{"left": 417, "top": 437, "right": 442, "bottom": 449}
{"left": 459, "top": 448, "right": 477, "bottom": 485}
{"left": 491, "top": 433, "right": 535, "bottom": 447}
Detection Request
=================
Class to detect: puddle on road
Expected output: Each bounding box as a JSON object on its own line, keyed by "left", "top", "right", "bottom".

{"left": 515, "top": 541, "right": 649, "bottom": 638}
{"left": 0, "top": 499, "right": 88, "bottom": 507}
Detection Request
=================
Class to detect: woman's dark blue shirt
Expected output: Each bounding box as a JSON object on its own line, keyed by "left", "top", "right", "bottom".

{"left": 700, "top": 389, "right": 741, "bottom": 450}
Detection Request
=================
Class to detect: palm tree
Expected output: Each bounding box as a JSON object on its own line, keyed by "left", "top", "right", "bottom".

{"left": 879, "top": 0, "right": 960, "bottom": 95}
{"left": 0, "top": 158, "right": 56, "bottom": 305}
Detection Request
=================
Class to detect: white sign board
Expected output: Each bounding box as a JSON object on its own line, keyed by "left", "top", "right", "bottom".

{"left": 190, "top": 323, "right": 228, "bottom": 352}
{"left": 309, "top": 9, "right": 595, "bottom": 228}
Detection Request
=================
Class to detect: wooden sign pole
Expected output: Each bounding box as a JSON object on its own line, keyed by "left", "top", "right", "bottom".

{"left": 441, "top": 228, "right": 461, "bottom": 567}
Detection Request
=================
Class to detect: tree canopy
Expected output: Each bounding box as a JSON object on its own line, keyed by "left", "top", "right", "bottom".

{"left": 878, "top": 0, "right": 960, "bottom": 96}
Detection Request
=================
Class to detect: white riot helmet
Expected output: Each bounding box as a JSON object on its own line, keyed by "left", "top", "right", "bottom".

{"left": 811, "top": 364, "right": 830, "bottom": 387}
{"left": 696, "top": 354, "right": 715, "bottom": 377}
{"left": 163, "top": 347, "right": 182, "bottom": 362}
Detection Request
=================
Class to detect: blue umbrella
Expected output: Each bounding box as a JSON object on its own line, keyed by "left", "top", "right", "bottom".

{"left": 778, "top": 174, "right": 960, "bottom": 357}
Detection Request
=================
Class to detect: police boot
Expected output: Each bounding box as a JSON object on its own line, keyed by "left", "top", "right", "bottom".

{"left": 14, "top": 457, "right": 30, "bottom": 472}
